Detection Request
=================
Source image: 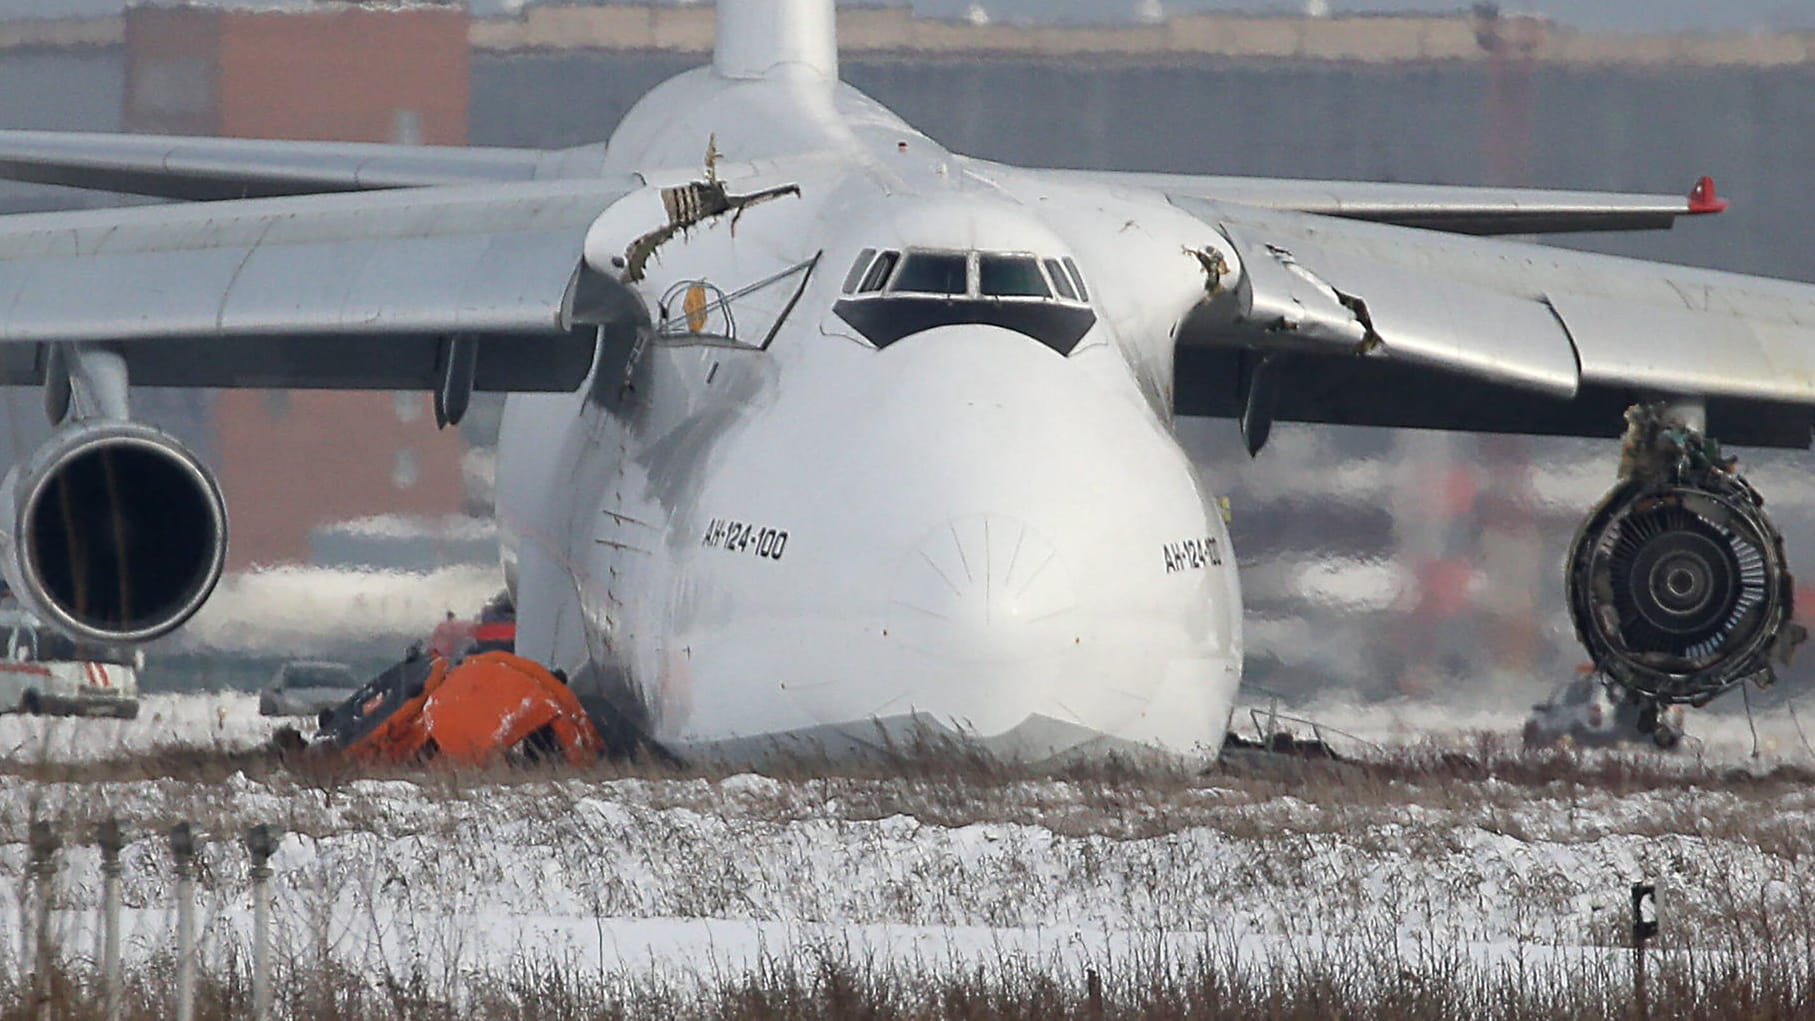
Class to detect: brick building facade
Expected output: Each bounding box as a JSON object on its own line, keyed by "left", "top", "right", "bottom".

{"left": 123, "top": 5, "right": 474, "bottom": 568}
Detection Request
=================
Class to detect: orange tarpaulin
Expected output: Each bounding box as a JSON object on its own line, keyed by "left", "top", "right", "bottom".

{"left": 340, "top": 652, "right": 602, "bottom": 767}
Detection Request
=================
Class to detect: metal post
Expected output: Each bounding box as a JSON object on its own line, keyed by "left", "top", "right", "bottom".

{"left": 1632, "top": 882, "right": 1658, "bottom": 1020}
{"left": 97, "top": 819, "right": 124, "bottom": 1021}
{"left": 244, "top": 824, "right": 280, "bottom": 1021}
{"left": 170, "top": 823, "right": 197, "bottom": 1021}
{"left": 28, "top": 821, "right": 60, "bottom": 1021}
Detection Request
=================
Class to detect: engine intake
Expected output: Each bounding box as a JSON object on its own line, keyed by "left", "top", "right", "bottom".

{"left": 1567, "top": 408, "right": 1801, "bottom": 705}
{"left": 0, "top": 423, "right": 227, "bottom": 643}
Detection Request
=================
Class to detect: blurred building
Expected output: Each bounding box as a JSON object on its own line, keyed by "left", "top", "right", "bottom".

{"left": 123, "top": 5, "right": 474, "bottom": 568}
{"left": 123, "top": 5, "right": 468, "bottom": 141}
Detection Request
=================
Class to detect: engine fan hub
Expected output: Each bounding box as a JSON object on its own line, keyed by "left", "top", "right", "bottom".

{"left": 1620, "top": 511, "right": 1740, "bottom": 645}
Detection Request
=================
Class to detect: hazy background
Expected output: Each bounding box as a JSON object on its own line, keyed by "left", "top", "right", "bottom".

{"left": 916, "top": 0, "right": 1815, "bottom": 32}
{"left": 0, "top": 0, "right": 1811, "bottom": 33}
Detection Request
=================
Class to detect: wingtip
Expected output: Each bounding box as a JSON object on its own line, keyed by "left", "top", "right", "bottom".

{"left": 1688, "top": 175, "right": 1729, "bottom": 215}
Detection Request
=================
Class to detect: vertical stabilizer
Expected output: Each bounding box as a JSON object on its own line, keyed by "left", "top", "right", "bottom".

{"left": 715, "top": 0, "right": 838, "bottom": 81}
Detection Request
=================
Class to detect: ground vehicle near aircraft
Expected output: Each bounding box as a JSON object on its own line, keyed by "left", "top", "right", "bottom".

{"left": 258, "top": 660, "right": 361, "bottom": 717}
{"left": 1523, "top": 671, "right": 1686, "bottom": 751}
{"left": 304, "top": 650, "right": 602, "bottom": 767}
{"left": 0, "top": 607, "right": 138, "bottom": 718}
{"left": 0, "top": 0, "right": 1805, "bottom": 761}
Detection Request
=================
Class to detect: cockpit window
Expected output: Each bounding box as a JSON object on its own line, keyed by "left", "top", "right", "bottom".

{"left": 891, "top": 252, "right": 969, "bottom": 295}
{"left": 858, "top": 250, "right": 899, "bottom": 293}
{"left": 1062, "top": 257, "right": 1090, "bottom": 301}
{"left": 833, "top": 246, "right": 1096, "bottom": 355}
{"left": 979, "top": 255, "right": 1050, "bottom": 298}
{"left": 842, "top": 248, "right": 877, "bottom": 293}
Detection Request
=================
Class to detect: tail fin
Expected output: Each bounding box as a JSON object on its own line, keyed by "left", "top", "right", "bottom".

{"left": 715, "top": 0, "right": 838, "bottom": 81}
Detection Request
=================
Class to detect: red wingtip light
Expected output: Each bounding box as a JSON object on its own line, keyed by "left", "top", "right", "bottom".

{"left": 1688, "top": 175, "right": 1729, "bottom": 215}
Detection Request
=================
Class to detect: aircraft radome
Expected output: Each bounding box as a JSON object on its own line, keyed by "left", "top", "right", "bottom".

{"left": 0, "top": 0, "right": 1803, "bottom": 762}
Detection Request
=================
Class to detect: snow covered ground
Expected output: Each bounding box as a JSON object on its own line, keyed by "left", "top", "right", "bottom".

{"left": 3, "top": 692, "right": 1815, "bottom": 1001}
{"left": 0, "top": 692, "right": 280, "bottom": 765}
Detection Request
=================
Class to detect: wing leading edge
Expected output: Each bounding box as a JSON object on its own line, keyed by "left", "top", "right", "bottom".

{"left": 0, "top": 178, "right": 647, "bottom": 393}
{"left": 1033, "top": 166, "right": 1727, "bottom": 236}
{"left": 1172, "top": 197, "right": 1815, "bottom": 450}
{"left": 0, "top": 130, "right": 612, "bottom": 200}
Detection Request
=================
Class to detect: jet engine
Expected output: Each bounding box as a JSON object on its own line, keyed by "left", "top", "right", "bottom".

{"left": 1567, "top": 405, "right": 1803, "bottom": 706}
{"left": 0, "top": 422, "right": 227, "bottom": 644}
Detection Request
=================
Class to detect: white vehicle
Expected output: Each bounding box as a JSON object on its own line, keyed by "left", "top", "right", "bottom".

{"left": 0, "top": 610, "right": 139, "bottom": 718}
{"left": 0, "top": 0, "right": 1805, "bottom": 761}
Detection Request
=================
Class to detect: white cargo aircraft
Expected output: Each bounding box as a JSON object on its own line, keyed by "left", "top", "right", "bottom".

{"left": 0, "top": 0, "right": 1804, "bottom": 760}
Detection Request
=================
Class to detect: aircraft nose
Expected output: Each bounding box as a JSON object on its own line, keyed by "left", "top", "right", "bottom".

{"left": 828, "top": 324, "right": 1225, "bottom": 740}
{"left": 673, "top": 323, "right": 1240, "bottom": 755}
{"left": 889, "top": 513, "right": 1079, "bottom": 663}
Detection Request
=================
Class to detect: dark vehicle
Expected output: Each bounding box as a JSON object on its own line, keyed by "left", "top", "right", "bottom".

{"left": 1523, "top": 673, "right": 1685, "bottom": 750}
{"left": 259, "top": 660, "right": 362, "bottom": 717}
{"left": 467, "top": 591, "right": 517, "bottom": 657}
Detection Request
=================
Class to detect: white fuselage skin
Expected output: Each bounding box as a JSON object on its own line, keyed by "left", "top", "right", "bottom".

{"left": 497, "top": 66, "right": 1243, "bottom": 762}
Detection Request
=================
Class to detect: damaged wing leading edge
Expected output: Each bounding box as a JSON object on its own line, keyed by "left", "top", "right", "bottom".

{"left": 1212, "top": 215, "right": 1582, "bottom": 396}
{"left": 1175, "top": 196, "right": 1815, "bottom": 450}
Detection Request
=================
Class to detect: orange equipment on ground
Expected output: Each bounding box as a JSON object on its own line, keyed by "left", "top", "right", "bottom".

{"left": 314, "top": 651, "right": 602, "bottom": 767}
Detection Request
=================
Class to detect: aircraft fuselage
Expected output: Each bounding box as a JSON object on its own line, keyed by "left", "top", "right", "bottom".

{"left": 497, "top": 68, "right": 1243, "bottom": 760}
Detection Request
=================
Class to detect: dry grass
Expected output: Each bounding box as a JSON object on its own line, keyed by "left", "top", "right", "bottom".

{"left": 1, "top": 938, "right": 1812, "bottom": 1020}
{"left": 8, "top": 729, "right": 1815, "bottom": 848}
{"left": 7, "top": 732, "right": 1815, "bottom": 1018}
{"left": 9, "top": 721, "right": 1813, "bottom": 796}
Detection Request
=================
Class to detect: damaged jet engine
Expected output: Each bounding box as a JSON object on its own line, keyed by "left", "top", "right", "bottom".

{"left": 1567, "top": 404, "right": 1805, "bottom": 709}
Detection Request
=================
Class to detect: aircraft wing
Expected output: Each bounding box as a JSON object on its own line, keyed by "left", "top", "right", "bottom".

{"left": 0, "top": 178, "right": 644, "bottom": 392}
{"left": 1173, "top": 197, "right": 1815, "bottom": 450}
{"left": 0, "top": 130, "right": 610, "bottom": 200}
{"left": 1037, "top": 166, "right": 1726, "bottom": 236}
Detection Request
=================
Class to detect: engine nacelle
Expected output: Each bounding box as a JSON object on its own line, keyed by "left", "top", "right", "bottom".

{"left": 1567, "top": 415, "right": 1800, "bottom": 705}
{"left": 0, "top": 423, "right": 227, "bottom": 644}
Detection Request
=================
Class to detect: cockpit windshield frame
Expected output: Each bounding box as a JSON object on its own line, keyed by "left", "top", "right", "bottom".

{"left": 839, "top": 247, "right": 1092, "bottom": 305}
{"left": 834, "top": 246, "right": 1097, "bottom": 355}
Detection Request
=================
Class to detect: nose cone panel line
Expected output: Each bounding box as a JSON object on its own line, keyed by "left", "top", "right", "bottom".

{"left": 891, "top": 514, "right": 1077, "bottom": 657}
